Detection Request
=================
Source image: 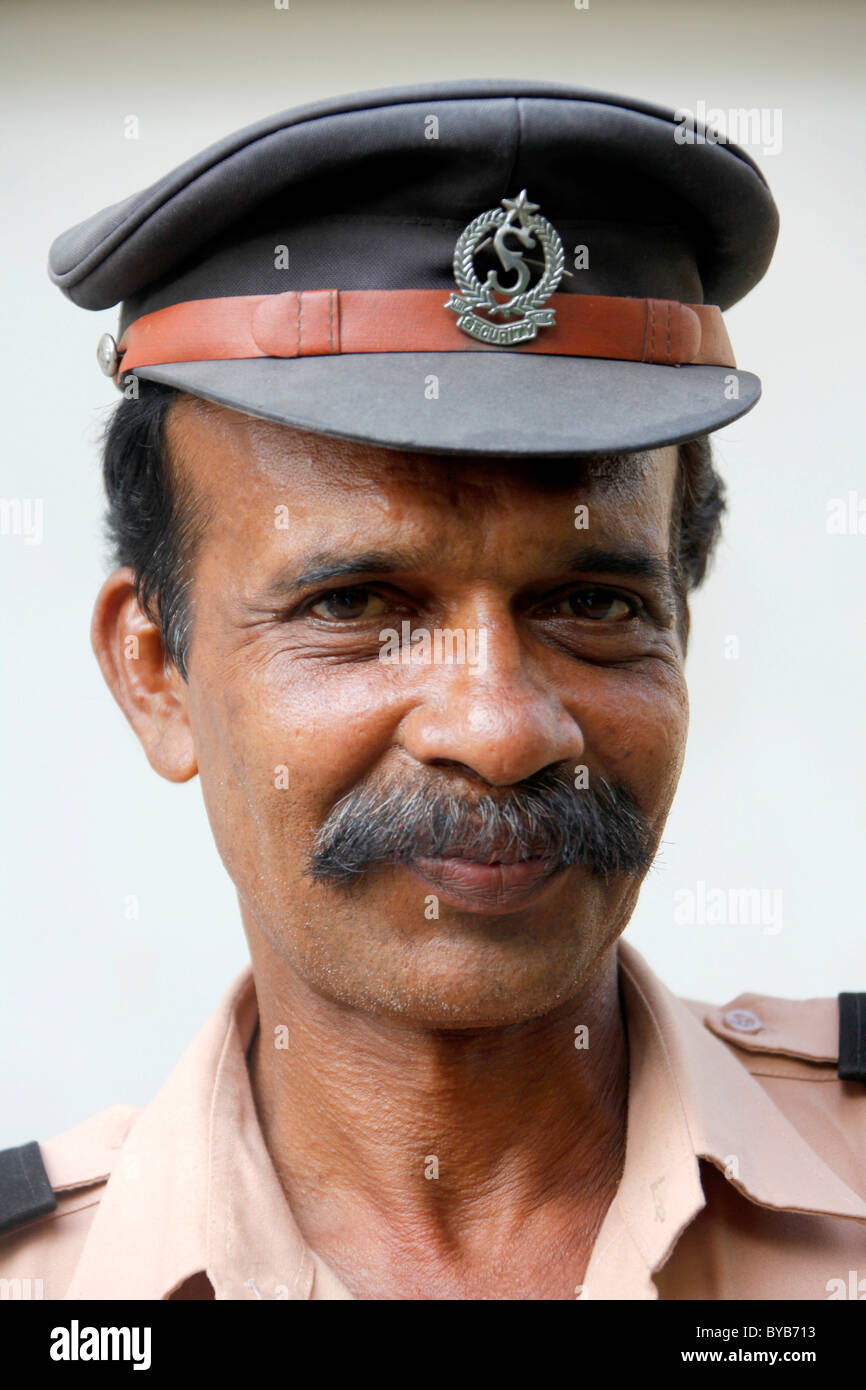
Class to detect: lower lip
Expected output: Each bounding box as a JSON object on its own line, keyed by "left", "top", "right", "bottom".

{"left": 407, "top": 855, "right": 564, "bottom": 914}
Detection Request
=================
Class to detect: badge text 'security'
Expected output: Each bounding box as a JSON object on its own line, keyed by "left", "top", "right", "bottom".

{"left": 445, "top": 190, "right": 565, "bottom": 345}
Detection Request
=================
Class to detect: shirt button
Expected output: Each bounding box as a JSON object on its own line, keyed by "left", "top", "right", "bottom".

{"left": 724, "top": 1008, "right": 763, "bottom": 1033}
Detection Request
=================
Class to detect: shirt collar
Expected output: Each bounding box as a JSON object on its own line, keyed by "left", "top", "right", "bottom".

{"left": 65, "top": 944, "right": 866, "bottom": 1301}
{"left": 65, "top": 967, "right": 350, "bottom": 1300}
{"left": 581, "top": 939, "right": 866, "bottom": 1299}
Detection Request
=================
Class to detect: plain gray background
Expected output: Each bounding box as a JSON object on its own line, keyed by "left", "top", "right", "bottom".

{"left": 1, "top": 0, "right": 864, "bottom": 1147}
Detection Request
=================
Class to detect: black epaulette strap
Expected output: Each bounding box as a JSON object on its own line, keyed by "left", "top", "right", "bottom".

{"left": 0, "top": 1141, "right": 57, "bottom": 1235}
{"left": 838, "top": 993, "right": 866, "bottom": 1083}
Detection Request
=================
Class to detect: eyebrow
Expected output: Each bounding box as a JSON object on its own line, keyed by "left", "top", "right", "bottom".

{"left": 554, "top": 544, "right": 670, "bottom": 588}
{"left": 252, "top": 542, "right": 671, "bottom": 607}
{"left": 256, "top": 549, "right": 431, "bottom": 605}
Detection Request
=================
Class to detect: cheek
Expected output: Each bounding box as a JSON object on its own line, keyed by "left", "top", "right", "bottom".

{"left": 186, "top": 654, "right": 411, "bottom": 872}
{"left": 574, "top": 662, "right": 689, "bottom": 818}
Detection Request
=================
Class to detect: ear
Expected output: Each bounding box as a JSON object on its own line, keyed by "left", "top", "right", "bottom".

{"left": 91, "top": 566, "right": 198, "bottom": 783}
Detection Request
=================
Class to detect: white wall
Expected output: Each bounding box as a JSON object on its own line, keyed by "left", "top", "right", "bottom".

{"left": 1, "top": 0, "right": 864, "bottom": 1146}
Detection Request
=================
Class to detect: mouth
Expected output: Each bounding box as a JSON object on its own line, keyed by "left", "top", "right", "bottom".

{"left": 407, "top": 853, "right": 565, "bottom": 914}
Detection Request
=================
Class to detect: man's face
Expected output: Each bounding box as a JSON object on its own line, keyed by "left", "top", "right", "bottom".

{"left": 165, "top": 398, "right": 689, "bottom": 1027}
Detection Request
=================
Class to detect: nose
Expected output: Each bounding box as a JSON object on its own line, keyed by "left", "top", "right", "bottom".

{"left": 399, "top": 619, "right": 586, "bottom": 788}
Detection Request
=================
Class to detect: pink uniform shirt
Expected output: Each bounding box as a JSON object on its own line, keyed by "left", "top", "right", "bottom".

{"left": 2, "top": 940, "right": 864, "bottom": 1300}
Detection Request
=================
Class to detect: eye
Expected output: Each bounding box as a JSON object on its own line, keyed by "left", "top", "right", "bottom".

{"left": 555, "top": 586, "right": 639, "bottom": 622}
{"left": 307, "top": 587, "right": 390, "bottom": 621}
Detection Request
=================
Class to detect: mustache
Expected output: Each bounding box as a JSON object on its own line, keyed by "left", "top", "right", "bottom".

{"left": 307, "top": 765, "right": 655, "bottom": 887}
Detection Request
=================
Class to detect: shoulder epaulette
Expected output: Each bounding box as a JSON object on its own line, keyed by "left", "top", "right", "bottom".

{"left": 0, "top": 1141, "right": 56, "bottom": 1234}
{"left": 692, "top": 989, "right": 866, "bottom": 1083}
{"left": 838, "top": 993, "right": 866, "bottom": 1082}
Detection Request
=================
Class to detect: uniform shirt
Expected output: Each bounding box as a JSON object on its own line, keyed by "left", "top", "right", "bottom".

{"left": 1, "top": 939, "right": 864, "bottom": 1300}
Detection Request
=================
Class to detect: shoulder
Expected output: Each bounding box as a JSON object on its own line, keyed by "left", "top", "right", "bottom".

{"left": 0, "top": 1104, "right": 139, "bottom": 1300}
{"left": 683, "top": 989, "right": 843, "bottom": 1072}
{"left": 683, "top": 988, "right": 866, "bottom": 1195}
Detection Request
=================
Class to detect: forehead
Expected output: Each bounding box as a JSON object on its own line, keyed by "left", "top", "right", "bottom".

{"left": 165, "top": 396, "right": 679, "bottom": 541}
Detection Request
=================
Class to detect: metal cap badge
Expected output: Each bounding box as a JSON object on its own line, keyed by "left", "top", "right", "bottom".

{"left": 445, "top": 190, "right": 565, "bottom": 345}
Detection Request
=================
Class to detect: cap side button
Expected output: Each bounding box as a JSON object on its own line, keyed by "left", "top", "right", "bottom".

{"left": 96, "top": 333, "right": 119, "bottom": 377}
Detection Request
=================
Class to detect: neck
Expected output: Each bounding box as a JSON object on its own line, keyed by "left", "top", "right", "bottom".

{"left": 246, "top": 922, "right": 629, "bottom": 1296}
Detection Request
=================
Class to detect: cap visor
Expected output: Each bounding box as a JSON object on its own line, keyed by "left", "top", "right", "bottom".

{"left": 135, "top": 352, "right": 759, "bottom": 456}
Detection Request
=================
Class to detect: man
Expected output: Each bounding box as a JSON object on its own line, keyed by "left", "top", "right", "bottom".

{"left": 1, "top": 80, "right": 864, "bottom": 1300}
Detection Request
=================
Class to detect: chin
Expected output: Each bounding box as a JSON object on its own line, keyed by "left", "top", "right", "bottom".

{"left": 322, "top": 942, "right": 597, "bottom": 1030}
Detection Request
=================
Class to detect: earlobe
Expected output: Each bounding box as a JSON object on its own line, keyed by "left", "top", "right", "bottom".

{"left": 91, "top": 567, "right": 198, "bottom": 783}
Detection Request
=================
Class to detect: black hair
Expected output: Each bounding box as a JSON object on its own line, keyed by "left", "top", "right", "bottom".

{"left": 101, "top": 382, "right": 204, "bottom": 680}
{"left": 668, "top": 433, "right": 726, "bottom": 645}
{"left": 101, "top": 381, "right": 725, "bottom": 677}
